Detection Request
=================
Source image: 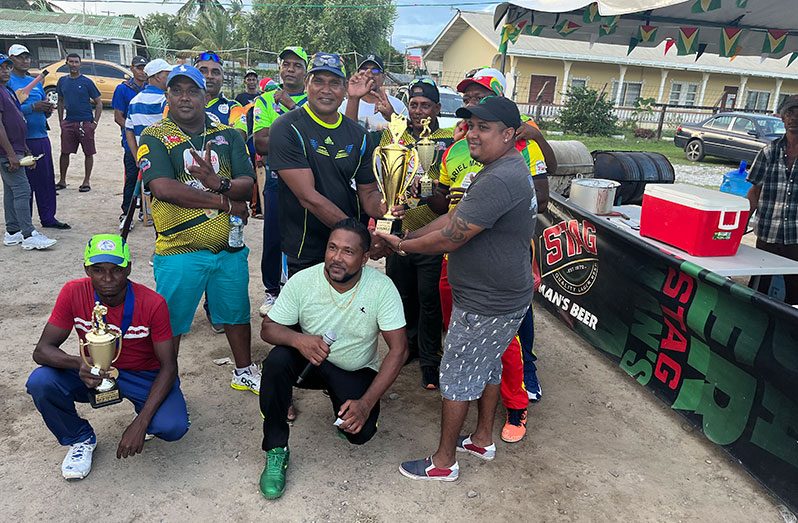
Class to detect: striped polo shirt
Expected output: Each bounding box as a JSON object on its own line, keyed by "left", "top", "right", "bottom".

{"left": 125, "top": 85, "right": 167, "bottom": 145}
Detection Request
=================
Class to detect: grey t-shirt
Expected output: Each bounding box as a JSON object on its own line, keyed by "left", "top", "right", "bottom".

{"left": 447, "top": 153, "right": 537, "bottom": 316}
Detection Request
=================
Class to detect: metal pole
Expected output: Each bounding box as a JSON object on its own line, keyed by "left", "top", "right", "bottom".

{"left": 656, "top": 104, "right": 667, "bottom": 140}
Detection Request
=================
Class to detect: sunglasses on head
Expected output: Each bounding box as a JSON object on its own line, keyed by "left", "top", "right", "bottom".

{"left": 410, "top": 78, "right": 436, "bottom": 88}
{"left": 312, "top": 54, "right": 344, "bottom": 69}
{"left": 194, "top": 51, "right": 222, "bottom": 64}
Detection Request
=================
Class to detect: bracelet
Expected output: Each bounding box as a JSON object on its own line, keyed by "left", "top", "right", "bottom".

{"left": 219, "top": 193, "right": 224, "bottom": 210}
{"left": 225, "top": 196, "right": 233, "bottom": 214}
{"left": 396, "top": 238, "right": 408, "bottom": 256}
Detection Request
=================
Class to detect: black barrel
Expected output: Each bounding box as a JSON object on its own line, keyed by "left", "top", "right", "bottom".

{"left": 591, "top": 151, "right": 675, "bottom": 205}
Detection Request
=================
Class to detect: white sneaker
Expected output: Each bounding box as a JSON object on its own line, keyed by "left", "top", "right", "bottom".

{"left": 21, "top": 232, "right": 56, "bottom": 250}
{"left": 231, "top": 364, "right": 261, "bottom": 395}
{"left": 61, "top": 437, "right": 96, "bottom": 480}
{"left": 3, "top": 231, "right": 23, "bottom": 245}
{"left": 119, "top": 217, "right": 134, "bottom": 231}
{"left": 258, "top": 292, "right": 279, "bottom": 317}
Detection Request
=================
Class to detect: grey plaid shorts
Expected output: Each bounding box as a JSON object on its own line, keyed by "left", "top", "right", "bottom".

{"left": 439, "top": 305, "right": 527, "bottom": 401}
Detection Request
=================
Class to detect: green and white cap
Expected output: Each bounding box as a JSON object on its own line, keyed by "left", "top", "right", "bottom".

{"left": 84, "top": 234, "right": 131, "bottom": 268}
{"left": 279, "top": 46, "right": 308, "bottom": 65}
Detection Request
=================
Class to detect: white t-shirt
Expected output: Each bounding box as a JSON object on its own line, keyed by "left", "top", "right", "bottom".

{"left": 339, "top": 95, "right": 407, "bottom": 131}
{"left": 267, "top": 264, "right": 406, "bottom": 371}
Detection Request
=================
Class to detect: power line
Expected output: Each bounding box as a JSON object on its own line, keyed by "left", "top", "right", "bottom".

{"left": 49, "top": 0, "right": 495, "bottom": 6}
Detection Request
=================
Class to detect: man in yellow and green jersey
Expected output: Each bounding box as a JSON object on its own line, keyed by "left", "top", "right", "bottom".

{"left": 371, "top": 78, "right": 454, "bottom": 390}
{"left": 252, "top": 46, "right": 309, "bottom": 318}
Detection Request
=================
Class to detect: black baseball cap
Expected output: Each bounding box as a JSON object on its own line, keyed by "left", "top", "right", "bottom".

{"left": 358, "top": 53, "right": 384, "bottom": 72}
{"left": 409, "top": 79, "right": 439, "bottom": 104}
{"left": 308, "top": 52, "right": 346, "bottom": 78}
{"left": 780, "top": 95, "right": 798, "bottom": 116}
{"left": 131, "top": 56, "right": 148, "bottom": 67}
{"left": 455, "top": 96, "right": 521, "bottom": 129}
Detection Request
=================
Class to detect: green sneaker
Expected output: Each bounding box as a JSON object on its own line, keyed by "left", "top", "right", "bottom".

{"left": 260, "top": 447, "right": 289, "bottom": 499}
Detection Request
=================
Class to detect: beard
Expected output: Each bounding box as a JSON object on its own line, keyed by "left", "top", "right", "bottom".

{"left": 325, "top": 265, "right": 361, "bottom": 284}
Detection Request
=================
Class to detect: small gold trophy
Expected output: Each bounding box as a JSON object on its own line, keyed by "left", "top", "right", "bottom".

{"left": 372, "top": 114, "right": 419, "bottom": 234}
{"left": 79, "top": 302, "right": 123, "bottom": 408}
{"left": 415, "top": 117, "right": 438, "bottom": 198}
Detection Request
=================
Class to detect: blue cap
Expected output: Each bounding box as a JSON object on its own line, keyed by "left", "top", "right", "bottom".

{"left": 307, "top": 52, "right": 347, "bottom": 79}
{"left": 167, "top": 64, "right": 206, "bottom": 90}
{"left": 0, "top": 53, "right": 11, "bottom": 66}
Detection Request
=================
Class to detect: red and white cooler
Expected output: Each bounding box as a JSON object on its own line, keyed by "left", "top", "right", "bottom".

{"left": 640, "top": 184, "right": 750, "bottom": 257}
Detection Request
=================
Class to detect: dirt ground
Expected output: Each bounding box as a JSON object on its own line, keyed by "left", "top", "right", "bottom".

{"left": 0, "top": 113, "right": 788, "bottom": 522}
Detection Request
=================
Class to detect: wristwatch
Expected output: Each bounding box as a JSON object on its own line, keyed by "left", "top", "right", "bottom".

{"left": 216, "top": 178, "right": 232, "bottom": 194}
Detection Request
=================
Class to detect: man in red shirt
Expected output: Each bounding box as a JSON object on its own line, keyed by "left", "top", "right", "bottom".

{"left": 26, "top": 234, "right": 188, "bottom": 481}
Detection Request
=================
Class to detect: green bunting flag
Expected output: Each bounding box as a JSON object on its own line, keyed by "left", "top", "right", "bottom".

{"left": 638, "top": 25, "right": 658, "bottom": 43}
{"left": 762, "top": 29, "right": 788, "bottom": 55}
{"left": 692, "top": 0, "right": 721, "bottom": 13}
{"left": 599, "top": 23, "right": 617, "bottom": 38}
{"left": 554, "top": 19, "right": 581, "bottom": 37}
{"left": 583, "top": 2, "right": 601, "bottom": 23}
{"left": 627, "top": 38, "right": 639, "bottom": 55}
{"left": 789, "top": 52, "right": 798, "bottom": 67}
{"left": 522, "top": 24, "right": 544, "bottom": 37}
{"left": 719, "top": 27, "right": 743, "bottom": 57}
{"left": 695, "top": 43, "right": 708, "bottom": 61}
{"left": 677, "top": 27, "right": 700, "bottom": 55}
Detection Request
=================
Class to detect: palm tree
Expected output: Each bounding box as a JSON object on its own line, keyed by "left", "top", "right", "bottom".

{"left": 174, "top": 0, "right": 225, "bottom": 20}
{"left": 175, "top": 7, "right": 240, "bottom": 55}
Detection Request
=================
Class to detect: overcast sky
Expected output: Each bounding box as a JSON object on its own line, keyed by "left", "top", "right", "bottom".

{"left": 49, "top": 0, "right": 497, "bottom": 51}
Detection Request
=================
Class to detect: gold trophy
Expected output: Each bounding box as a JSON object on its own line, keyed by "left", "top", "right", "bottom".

{"left": 415, "top": 117, "right": 438, "bottom": 198}
{"left": 372, "top": 114, "right": 419, "bottom": 234}
{"left": 79, "top": 302, "right": 123, "bottom": 408}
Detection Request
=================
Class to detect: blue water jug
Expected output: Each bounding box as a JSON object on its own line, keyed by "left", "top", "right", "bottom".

{"left": 720, "top": 161, "right": 753, "bottom": 197}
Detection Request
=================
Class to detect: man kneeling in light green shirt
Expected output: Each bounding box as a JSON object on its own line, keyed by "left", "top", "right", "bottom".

{"left": 257, "top": 217, "right": 408, "bottom": 499}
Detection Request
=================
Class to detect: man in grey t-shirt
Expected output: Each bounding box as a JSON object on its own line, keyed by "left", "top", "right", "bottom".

{"left": 376, "top": 96, "right": 536, "bottom": 481}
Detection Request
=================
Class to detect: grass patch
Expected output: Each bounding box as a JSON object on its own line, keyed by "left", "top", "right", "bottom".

{"left": 545, "top": 133, "right": 738, "bottom": 168}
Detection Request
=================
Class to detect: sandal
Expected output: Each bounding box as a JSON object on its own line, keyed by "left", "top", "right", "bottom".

{"left": 78, "top": 185, "right": 91, "bottom": 192}
{"left": 54, "top": 183, "right": 67, "bottom": 190}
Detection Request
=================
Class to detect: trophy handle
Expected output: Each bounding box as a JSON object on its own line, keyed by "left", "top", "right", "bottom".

{"left": 79, "top": 338, "right": 92, "bottom": 367}
{"left": 111, "top": 332, "right": 123, "bottom": 364}
{"left": 372, "top": 146, "right": 386, "bottom": 197}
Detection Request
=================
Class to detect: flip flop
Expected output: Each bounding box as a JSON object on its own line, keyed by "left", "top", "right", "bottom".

{"left": 54, "top": 183, "right": 67, "bottom": 190}
{"left": 78, "top": 185, "right": 91, "bottom": 193}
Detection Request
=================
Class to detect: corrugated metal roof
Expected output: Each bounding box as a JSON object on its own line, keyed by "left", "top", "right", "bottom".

{"left": 0, "top": 8, "right": 142, "bottom": 42}
{"left": 426, "top": 11, "right": 798, "bottom": 81}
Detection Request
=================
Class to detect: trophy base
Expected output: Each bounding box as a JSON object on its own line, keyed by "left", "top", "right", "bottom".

{"left": 89, "top": 382, "right": 122, "bottom": 409}
{"left": 375, "top": 218, "right": 401, "bottom": 235}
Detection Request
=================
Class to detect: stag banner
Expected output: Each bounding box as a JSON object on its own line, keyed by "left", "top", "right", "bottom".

{"left": 536, "top": 195, "right": 798, "bottom": 512}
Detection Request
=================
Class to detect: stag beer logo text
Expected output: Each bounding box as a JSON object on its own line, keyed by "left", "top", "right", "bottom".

{"left": 541, "top": 219, "right": 599, "bottom": 295}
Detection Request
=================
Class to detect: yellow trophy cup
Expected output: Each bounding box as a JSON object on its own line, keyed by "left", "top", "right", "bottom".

{"left": 79, "top": 302, "right": 123, "bottom": 408}
{"left": 415, "top": 117, "right": 438, "bottom": 198}
{"left": 373, "top": 114, "right": 419, "bottom": 234}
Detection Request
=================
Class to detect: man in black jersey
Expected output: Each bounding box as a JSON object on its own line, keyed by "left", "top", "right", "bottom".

{"left": 268, "top": 52, "right": 386, "bottom": 276}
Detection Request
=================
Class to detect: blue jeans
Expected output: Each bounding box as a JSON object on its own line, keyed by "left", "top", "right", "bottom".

{"left": 26, "top": 367, "right": 189, "bottom": 446}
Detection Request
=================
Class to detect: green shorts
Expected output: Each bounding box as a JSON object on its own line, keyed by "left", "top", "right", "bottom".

{"left": 153, "top": 247, "right": 250, "bottom": 336}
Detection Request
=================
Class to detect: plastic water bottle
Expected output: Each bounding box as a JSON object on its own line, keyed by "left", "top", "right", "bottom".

{"left": 228, "top": 215, "right": 244, "bottom": 248}
{"left": 720, "top": 161, "right": 752, "bottom": 197}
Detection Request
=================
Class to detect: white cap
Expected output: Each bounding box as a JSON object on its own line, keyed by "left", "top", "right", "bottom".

{"left": 144, "top": 58, "right": 173, "bottom": 77}
{"left": 473, "top": 67, "right": 507, "bottom": 91}
{"left": 8, "top": 44, "right": 30, "bottom": 57}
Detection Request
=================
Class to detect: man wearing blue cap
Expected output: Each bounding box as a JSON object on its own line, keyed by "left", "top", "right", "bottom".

{"left": 26, "top": 233, "right": 188, "bottom": 481}
{"left": 268, "top": 52, "right": 386, "bottom": 277}
{"left": 138, "top": 65, "right": 261, "bottom": 394}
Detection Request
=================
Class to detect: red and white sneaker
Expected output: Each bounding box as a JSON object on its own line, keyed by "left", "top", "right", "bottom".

{"left": 456, "top": 434, "right": 496, "bottom": 461}
{"left": 399, "top": 456, "right": 459, "bottom": 481}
